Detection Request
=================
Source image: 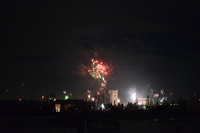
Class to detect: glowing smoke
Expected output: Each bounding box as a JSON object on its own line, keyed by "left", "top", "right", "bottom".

{"left": 130, "top": 88, "right": 137, "bottom": 102}
{"left": 132, "top": 93, "right": 137, "bottom": 101}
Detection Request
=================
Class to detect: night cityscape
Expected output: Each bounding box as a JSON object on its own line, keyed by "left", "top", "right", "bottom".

{"left": 0, "top": 1, "right": 200, "bottom": 133}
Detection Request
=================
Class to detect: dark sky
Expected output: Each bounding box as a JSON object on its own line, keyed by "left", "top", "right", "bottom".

{"left": 1, "top": 0, "right": 199, "bottom": 102}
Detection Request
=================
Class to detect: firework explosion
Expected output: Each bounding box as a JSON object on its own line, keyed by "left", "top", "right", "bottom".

{"left": 88, "top": 59, "right": 112, "bottom": 90}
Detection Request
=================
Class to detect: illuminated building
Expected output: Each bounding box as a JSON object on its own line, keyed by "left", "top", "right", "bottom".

{"left": 107, "top": 89, "right": 119, "bottom": 105}
{"left": 137, "top": 97, "right": 149, "bottom": 105}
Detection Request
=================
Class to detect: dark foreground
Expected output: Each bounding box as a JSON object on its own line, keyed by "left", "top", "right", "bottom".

{"left": 0, "top": 100, "right": 200, "bottom": 133}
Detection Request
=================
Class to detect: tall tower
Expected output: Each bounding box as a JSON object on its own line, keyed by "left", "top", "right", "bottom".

{"left": 108, "top": 89, "right": 118, "bottom": 105}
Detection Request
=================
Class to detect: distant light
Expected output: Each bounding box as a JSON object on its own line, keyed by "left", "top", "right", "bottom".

{"left": 41, "top": 96, "right": 44, "bottom": 99}
{"left": 88, "top": 94, "right": 91, "bottom": 99}
{"left": 55, "top": 104, "right": 60, "bottom": 112}
{"left": 63, "top": 91, "right": 66, "bottom": 94}
{"left": 65, "top": 95, "right": 69, "bottom": 100}
{"left": 53, "top": 98, "right": 56, "bottom": 101}
{"left": 101, "top": 104, "right": 105, "bottom": 109}
{"left": 91, "top": 97, "right": 95, "bottom": 101}
{"left": 19, "top": 99, "right": 22, "bottom": 101}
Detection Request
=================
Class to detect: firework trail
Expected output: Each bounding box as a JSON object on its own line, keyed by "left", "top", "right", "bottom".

{"left": 87, "top": 59, "right": 113, "bottom": 91}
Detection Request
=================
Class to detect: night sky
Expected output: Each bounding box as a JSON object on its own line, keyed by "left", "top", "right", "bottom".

{"left": 1, "top": 1, "right": 199, "bottom": 102}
